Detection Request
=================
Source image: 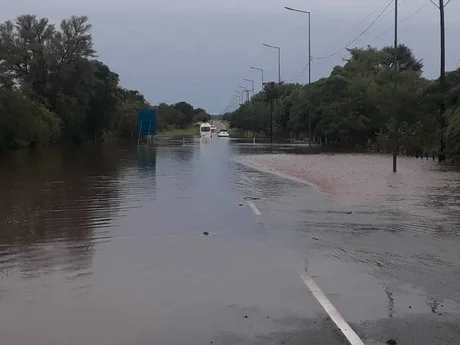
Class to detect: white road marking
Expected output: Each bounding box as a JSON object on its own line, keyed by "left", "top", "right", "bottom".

{"left": 301, "top": 274, "right": 365, "bottom": 345}
{"left": 247, "top": 201, "right": 261, "bottom": 216}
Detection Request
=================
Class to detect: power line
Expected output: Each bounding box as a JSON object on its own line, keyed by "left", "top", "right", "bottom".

{"left": 321, "top": 0, "right": 392, "bottom": 53}
{"left": 373, "top": 4, "right": 429, "bottom": 40}
{"left": 291, "top": 0, "right": 426, "bottom": 81}
{"left": 374, "top": 0, "right": 410, "bottom": 24}
{"left": 369, "top": 0, "right": 411, "bottom": 35}
{"left": 314, "top": 0, "right": 394, "bottom": 60}
{"left": 286, "top": 61, "right": 311, "bottom": 82}
{"left": 288, "top": 0, "right": 396, "bottom": 82}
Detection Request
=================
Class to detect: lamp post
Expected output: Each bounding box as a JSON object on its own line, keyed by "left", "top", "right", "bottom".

{"left": 263, "top": 43, "right": 281, "bottom": 83}
{"left": 234, "top": 91, "right": 242, "bottom": 103}
{"left": 238, "top": 86, "right": 250, "bottom": 102}
{"left": 234, "top": 91, "right": 242, "bottom": 104}
{"left": 285, "top": 6, "right": 312, "bottom": 146}
{"left": 250, "top": 66, "right": 264, "bottom": 91}
{"left": 243, "top": 78, "right": 255, "bottom": 97}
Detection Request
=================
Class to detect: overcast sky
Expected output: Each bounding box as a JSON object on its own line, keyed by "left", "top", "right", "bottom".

{"left": 2, "top": 0, "right": 460, "bottom": 113}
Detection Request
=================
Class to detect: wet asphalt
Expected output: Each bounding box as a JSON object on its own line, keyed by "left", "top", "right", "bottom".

{"left": 1, "top": 137, "right": 460, "bottom": 345}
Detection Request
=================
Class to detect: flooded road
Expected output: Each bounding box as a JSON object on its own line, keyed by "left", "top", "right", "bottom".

{"left": 1, "top": 139, "right": 460, "bottom": 345}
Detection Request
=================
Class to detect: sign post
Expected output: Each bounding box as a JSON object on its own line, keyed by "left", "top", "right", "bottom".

{"left": 137, "top": 109, "right": 157, "bottom": 146}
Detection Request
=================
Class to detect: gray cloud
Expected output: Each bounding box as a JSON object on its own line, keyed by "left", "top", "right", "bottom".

{"left": 2, "top": 0, "right": 460, "bottom": 113}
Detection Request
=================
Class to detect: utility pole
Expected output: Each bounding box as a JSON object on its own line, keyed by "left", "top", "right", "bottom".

{"left": 270, "top": 98, "right": 273, "bottom": 144}
{"left": 278, "top": 48, "right": 281, "bottom": 84}
{"left": 308, "top": 12, "right": 312, "bottom": 147}
{"left": 285, "top": 7, "right": 312, "bottom": 146}
{"left": 263, "top": 43, "right": 281, "bottom": 84}
{"left": 243, "top": 78, "right": 255, "bottom": 98}
{"left": 250, "top": 67, "right": 264, "bottom": 92}
{"left": 238, "top": 86, "right": 249, "bottom": 103}
{"left": 393, "top": 0, "right": 398, "bottom": 173}
{"left": 430, "top": 0, "right": 450, "bottom": 161}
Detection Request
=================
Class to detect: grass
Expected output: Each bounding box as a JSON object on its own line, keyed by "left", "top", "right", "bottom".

{"left": 158, "top": 126, "right": 198, "bottom": 136}
{"left": 228, "top": 128, "right": 264, "bottom": 138}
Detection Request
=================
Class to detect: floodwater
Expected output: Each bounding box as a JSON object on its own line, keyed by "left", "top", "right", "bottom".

{"left": 1, "top": 138, "right": 460, "bottom": 345}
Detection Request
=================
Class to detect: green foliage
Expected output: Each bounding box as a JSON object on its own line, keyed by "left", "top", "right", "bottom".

{"left": 0, "top": 89, "right": 61, "bottom": 151}
{"left": 0, "top": 14, "right": 208, "bottom": 151}
{"left": 445, "top": 108, "right": 460, "bottom": 161}
{"left": 228, "top": 45, "right": 460, "bottom": 160}
{"left": 155, "top": 101, "right": 210, "bottom": 132}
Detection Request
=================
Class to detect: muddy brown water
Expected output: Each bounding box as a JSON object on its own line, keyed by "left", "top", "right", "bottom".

{"left": 1, "top": 141, "right": 460, "bottom": 345}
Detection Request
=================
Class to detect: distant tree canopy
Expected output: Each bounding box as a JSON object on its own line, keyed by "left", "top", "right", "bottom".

{"left": 0, "top": 14, "right": 208, "bottom": 151}
{"left": 155, "top": 102, "right": 210, "bottom": 130}
{"left": 228, "top": 44, "right": 460, "bottom": 162}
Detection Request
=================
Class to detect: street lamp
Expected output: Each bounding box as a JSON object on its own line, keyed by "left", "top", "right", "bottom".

{"left": 238, "top": 86, "right": 250, "bottom": 102}
{"left": 250, "top": 66, "right": 264, "bottom": 91}
{"left": 243, "top": 78, "right": 255, "bottom": 97}
{"left": 235, "top": 91, "right": 243, "bottom": 104}
{"left": 263, "top": 43, "right": 281, "bottom": 83}
{"left": 285, "top": 6, "right": 312, "bottom": 146}
{"left": 284, "top": 7, "right": 311, "bottom": 85}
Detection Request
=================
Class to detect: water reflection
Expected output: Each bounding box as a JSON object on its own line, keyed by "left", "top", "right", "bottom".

{"left": 0, "top": 146, "right": 127, "bottom": 278}
{"left": 137, "top": 146, "right": 157, "bottom": 170}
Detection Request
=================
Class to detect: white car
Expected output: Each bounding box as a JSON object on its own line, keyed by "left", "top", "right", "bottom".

{"left": 218, "top": 130, "right": 229, "bottom": 137}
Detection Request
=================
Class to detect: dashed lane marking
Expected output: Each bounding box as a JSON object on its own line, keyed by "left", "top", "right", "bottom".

{"left": 247, "top": 201, "right": 261, "bottom": 216}
{"left": 301, "top": 274, "right": 365, "bottom": 345}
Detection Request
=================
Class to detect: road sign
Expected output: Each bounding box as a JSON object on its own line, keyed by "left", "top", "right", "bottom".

{"left": 138, "top": 109, "right": 157, "bottom": 135}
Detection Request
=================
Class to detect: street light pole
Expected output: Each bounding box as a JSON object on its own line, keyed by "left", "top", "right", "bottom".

{"left": 243, "top": 78, "right": 255, "bottom": 97}
{"left": 263, "top": 43, "right": 281, "bottom": 83}
{"left": 238, "top": 86, "right": 249, "bottom": 102}
{"left": 250, "top": 66, "right": 264, "bottom": 91}
{"left": 285, "top": 6, "right": 312, "bottom": 146}
{"left": 235, "top": 90, "right": 244, "bottom": 104}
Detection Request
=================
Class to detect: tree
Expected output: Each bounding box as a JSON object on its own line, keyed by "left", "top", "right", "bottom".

{"left": 227, "top": 44, "right": 460, "bottom": 165}
{"left": 85, "top": 61, "right": 121, "bottom": 141}
{"left": 0, "top": 14, "right": 207, "bottom": 150}
{"left": 0, "top": 88, "right": 61, "bottom": 151}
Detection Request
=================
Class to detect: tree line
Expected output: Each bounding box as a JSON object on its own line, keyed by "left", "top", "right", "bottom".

{"left": 0, "top": 14, "right": 208, "bottom": 152}
{"left": 227, "top": 45, "right": 460, "bottom": 162}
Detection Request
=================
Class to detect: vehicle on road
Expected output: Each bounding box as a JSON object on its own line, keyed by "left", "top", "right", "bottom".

{"left": 200, "top": 122, "right": 212, "bottom": 138}
{"left": 217, "top": 129, "right": 229, "bottom": 137}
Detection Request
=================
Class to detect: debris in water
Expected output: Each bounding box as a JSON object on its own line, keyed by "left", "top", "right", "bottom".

{"left": 243, "top": 196, "right": 261, "bottom": 201}
{"left": 376, "top": 261, "right": 384, "bottom": 267}
{"left": 243, "top": 315, "right": 248, "bottom": 319}
{"left": 312, "top": 237, "right": 319, "bottom": 241}
{"left": 386, "top": 339, "right": 397, "bottom": 345}
{"left": 203, "top": 232, "right": 209, "bottom": 236}
{"left": 239, "top": 204, "right": 243, "bottom": 206}
{"left": 346, "top": 211, "right": 352, "bottom": 214}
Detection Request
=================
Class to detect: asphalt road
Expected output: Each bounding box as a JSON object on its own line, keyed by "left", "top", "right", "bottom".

{"left": 0, "top": 138, "right": 459, "bottom": 345}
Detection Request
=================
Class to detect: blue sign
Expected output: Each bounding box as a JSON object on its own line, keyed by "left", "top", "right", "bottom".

{"left": 138, "top": 109, "right": 157, "bottom": 135}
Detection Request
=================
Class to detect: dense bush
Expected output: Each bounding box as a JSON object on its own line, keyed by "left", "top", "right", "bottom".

{"left": 228, "top": 45, "right": 460, "bottom": 161}
{"left": 0, "top": 14, "right": 209, "bottom": 151}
